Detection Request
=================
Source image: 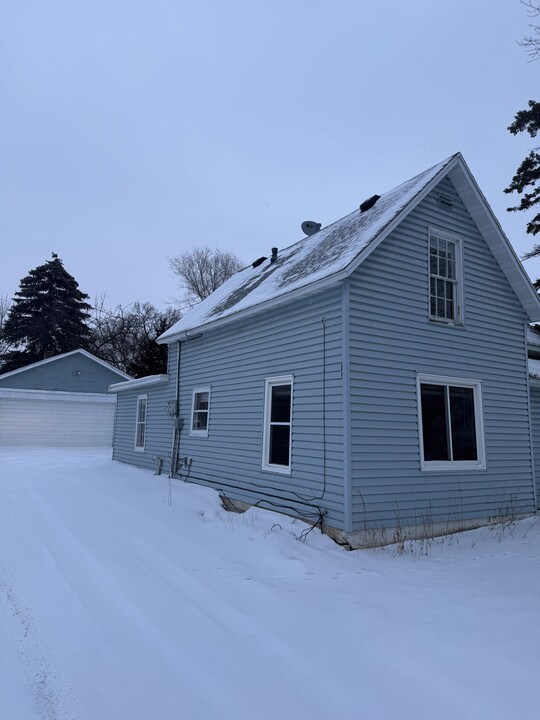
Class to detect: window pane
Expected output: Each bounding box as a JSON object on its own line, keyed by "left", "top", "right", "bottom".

{"left": 138, "top": 399, "right": 146, "bottom": 423}
{"left": 420, "top": 384, "right": 450, "bottom": 461}
{"left": 271, "top": 384, "right": 291, "bottom": 423}
{"left": 194, "top": 392, "right": 209, "bottom": 411}
{"left": 437, "top": 297, "right": 446, "bottom": 319}
{"left": 192, "top": 410, "right": 208, "bottom": 431}
{"left": 269, "top": 424, "right": 290, "bottom": 466}
{"left": 136, "top": 423, "right": 145, "bottom": 447}
{"left": 429, "top": 250, "right": 438, "bottom": 275}
{"left": 449, "top": 387, "right": 477, "bottom": 461}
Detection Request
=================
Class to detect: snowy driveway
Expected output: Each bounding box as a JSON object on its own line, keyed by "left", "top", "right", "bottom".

{"left": 0, "top": 448, "right": 539, "bottom": 720}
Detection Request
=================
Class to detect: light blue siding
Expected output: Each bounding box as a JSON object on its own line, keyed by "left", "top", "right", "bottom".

{"left": 174, "top": 288, "right": 344, "bottom": 528}
{"left": 112, "top": 374, "right": 175, "bottom": 472}
{"left": 112, "top": 173, "right": 536, "bottom": 535}
{"left": 348, "top": 177, "right": 535, "bottom": 529}
{"left": 529, "top": 384, "right": 540, "bottom": 509}
{"left": 0, "top": 353, "right": 125, "bottom": 393}
{"left": 113, "top": 289, "right": 345, "bottom": 527}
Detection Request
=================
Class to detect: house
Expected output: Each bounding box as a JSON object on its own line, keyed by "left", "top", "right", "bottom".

{"left": 110, "top": 153, "right": 540, "bottom": 547}
{"left": 0, "top": 349, "right": 131, "bottom": 447}
{"left": 527, "top": 327, "right": 540, "bottom": 505}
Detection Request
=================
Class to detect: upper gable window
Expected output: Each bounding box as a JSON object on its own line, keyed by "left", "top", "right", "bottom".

{"left": 429, "top": 229, "right": 463, "bottom": 325}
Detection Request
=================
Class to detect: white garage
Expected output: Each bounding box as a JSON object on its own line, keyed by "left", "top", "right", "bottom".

{"left": 0, "top": 388, "right": 117, "bottom": 447}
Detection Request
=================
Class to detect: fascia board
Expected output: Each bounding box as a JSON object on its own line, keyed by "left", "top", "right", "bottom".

{"left": 109, "top": 374, "right": 169, "bottom": 392}
{"left": 0, "top": 387, "right": 116, "bottom": 403}
{"left": 447, "top": 158, "right": 540, "bottom": 321}
{"left": 343, "top": 154, "right": 462, "bottom": 278}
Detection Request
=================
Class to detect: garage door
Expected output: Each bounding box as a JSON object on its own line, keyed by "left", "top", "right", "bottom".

{"left": 0, "top": 388, "right": 116, "bottom": 447}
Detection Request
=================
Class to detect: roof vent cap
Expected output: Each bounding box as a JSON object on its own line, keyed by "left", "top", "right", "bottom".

{"left": 359, "top": 194, "right": 380, "bottom": 213}
{"left": 270, "top": 247, "right": 278, "bottom": 263}
{"left": 301, "top": 220, "right": 322, "bottom": 236}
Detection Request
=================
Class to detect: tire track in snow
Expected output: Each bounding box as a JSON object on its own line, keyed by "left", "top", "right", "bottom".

{"left": 126, "top": 537, "right": 361, "bottom": 716}
{"left": 0, "top": 554, "right": 84, "bottom": 720}
{"left": 17, "top": 483, "right": 237, "bottom": 718}
{"left": 26, "top": 473, "right": 360, "bottom": 717}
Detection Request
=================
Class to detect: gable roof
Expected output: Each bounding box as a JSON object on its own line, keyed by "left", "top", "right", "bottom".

{"left": 159, "top": 153, "right": 540, "bottom": 343}
{"left": 0, "top": 349, "right": 132, "bottom": 382}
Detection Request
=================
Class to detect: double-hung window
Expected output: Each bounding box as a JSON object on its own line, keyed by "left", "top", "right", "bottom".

{"left": 190, "top": 387, "right": 210, "bottom": 437}
{"left": 262, "top": 375, "right": 293, "bottom": 473}
{"left": 429, "top": 229, "right": 463, "bottom": 324}
{"left": 417, "top": 375, "right": 485, "bottom": 470}
{"left": 134, "top": 395, "right": 147, "bottom": 451}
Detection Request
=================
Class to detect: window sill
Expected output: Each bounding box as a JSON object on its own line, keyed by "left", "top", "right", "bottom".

{"left": 262, "top": 464, "right": 291, "bottom": 476}
{"left": 134, "top": 446, "right": 145, "bottom": 453}
{"left": 189, "top": 431, "right": 208, "bottom": 438}
{"left": 421, "top": 462, "right": 486, "bottom": 473}
{"left": 428, "top": 318, "right": 465, "bottom": 329}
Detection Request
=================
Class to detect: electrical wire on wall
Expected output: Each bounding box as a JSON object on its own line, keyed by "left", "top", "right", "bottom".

{"left": 175, "top": 467, "right": 327, "bottom": 523}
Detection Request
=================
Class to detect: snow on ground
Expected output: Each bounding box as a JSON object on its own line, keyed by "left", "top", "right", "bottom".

{"left": 0, "top": 449, "right": 538, "bottom": 720}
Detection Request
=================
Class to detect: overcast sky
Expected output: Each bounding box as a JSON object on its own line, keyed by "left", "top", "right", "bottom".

{"left": 1, "top": 1, "right": 539, "bottom": 310}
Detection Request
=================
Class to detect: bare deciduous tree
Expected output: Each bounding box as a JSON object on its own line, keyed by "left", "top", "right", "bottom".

{"left": 519, "top": 1, "right": 540, "bottom": 60}
{"left": 88, "top": 297, "right": 181, "bottom": 377}
{"left": 169, "top": 246, "right": 243, "bottom": 307}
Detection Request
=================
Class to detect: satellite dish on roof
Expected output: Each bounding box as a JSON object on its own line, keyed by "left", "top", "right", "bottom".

{"left": 301, "top": 220, "right": 322, "bottom": 236}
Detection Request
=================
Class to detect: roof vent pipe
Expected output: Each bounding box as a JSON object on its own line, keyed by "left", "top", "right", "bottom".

{"left": 359, "top": 194, "right": 381, "bottom": 213}
{"left": 270, "top": 247, "right": 278, "bottom": 263}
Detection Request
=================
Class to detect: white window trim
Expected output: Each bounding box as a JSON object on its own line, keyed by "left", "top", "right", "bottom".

{"left": 134, "top": 394, "right": 148, "bottom": 452}
{"left": 190, "top": 386, "right": 211, "bottom": 438}
{"left": 428, "top": 226, "right": 464, "bottom": 326}
{"left": 417, "top": 374, "right": 486, "bottom": 472}
{"left": 262, "top": 374, "right": 293, "bottom": 474}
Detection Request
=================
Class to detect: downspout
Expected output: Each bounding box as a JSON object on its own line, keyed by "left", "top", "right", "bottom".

{"left": 341, "top": 281, "right": 353, "bottom": 532}
{"left": 169, "top": 340, "right": 182, "bottom": 478}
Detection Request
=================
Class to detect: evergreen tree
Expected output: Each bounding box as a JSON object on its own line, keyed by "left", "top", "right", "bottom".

{"left": 505, "top": 100, "right": 540, "bottom": 256}
{"left": 1, "top": 254, "right": 91, "bottom": 372}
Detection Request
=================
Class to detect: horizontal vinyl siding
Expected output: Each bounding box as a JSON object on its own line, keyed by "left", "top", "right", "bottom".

{"left": 175, "top": 288, "right": 344, "bottom": 528}
{"left": 349, "top": 176, "right": 534, "bottom": 530}
{"left": 111, "top": 364, "right": 175, "bottom": 472}
{"left": 529, "top": 384, "right": 540, "bottom": 509}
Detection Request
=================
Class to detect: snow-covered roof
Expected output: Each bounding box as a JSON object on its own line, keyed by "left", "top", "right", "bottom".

{"left": 109, "top": 374, "right": 169, "bottom": 393}
{"left": 0, "top": 349, "right": 132, "bottom": 381}
{"left": 159, "top": 153, "right": 540, "bottom": 343}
